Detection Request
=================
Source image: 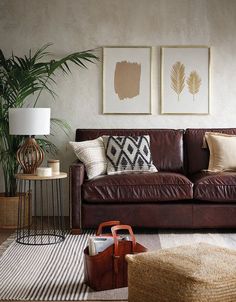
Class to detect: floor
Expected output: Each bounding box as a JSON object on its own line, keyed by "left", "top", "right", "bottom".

{"left": 0, "top": 229, "right": 12, "bottom": 243}
{"left": 0, "top": 229, "right": 126, "bottom": 302}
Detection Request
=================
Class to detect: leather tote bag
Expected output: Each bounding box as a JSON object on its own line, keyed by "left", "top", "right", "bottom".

{"left": 84, "top": 221, "right": 147, "bottom": 291}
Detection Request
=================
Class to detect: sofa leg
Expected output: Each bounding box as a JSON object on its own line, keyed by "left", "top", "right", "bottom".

{"left": 71, "top": 228, "right": 82, "bottom": 235}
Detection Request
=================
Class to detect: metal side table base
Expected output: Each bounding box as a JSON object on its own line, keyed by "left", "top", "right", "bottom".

{"left": 16, "top": 173, "right": 67, "bottom": 245}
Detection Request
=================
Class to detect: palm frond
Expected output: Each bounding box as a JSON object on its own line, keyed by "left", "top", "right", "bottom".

{"left": 170, "top": 61, "right": 185, "bottom": 101}
{"left": 187, "top": 71, "right": 201, "bottom": 101}
{"left": 48, "top": 50, "right": 99, "bottom": 75}
{"left": 50, "top": 118, "right": 72, "bottom": 136}
{"left": 32, "top": 43, "right": 53, "bottom": 62}
{"left": 36, "top": 138, "right": 58, "bottom": 155}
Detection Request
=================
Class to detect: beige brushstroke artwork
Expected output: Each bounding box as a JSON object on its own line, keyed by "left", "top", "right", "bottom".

{"left": 114, "top": 61, "right": 141, "bottom": 100}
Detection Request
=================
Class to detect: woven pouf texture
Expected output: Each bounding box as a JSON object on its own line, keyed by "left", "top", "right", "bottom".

{"left": 126, "top": 243, "right": 236, "bottom": 302}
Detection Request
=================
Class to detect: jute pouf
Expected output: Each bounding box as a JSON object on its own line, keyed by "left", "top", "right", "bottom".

{"left": 126, "top": 243, "right": 236, "bottom": 302}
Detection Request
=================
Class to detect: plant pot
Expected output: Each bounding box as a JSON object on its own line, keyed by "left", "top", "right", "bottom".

{"left": 0, "top": 193, "right": 31, "bottom": 229}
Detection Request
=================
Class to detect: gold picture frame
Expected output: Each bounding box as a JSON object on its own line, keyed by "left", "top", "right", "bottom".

{"left": 103, "top": 46, "right": 152, "bottom": 115}
{"left": 161, "top": 46, "right": 210, "bottom": 115}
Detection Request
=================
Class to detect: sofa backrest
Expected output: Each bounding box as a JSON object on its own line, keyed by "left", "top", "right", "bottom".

{"left": 76, "top": 129, "right": 184, "bottom": 173}
{"left": 185, "top": 128, "right": 236, "bottom": 175}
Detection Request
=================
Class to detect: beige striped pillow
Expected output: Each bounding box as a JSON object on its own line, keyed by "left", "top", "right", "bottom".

{"left": 69, "top": 137, "right": 107, "bottom": 179}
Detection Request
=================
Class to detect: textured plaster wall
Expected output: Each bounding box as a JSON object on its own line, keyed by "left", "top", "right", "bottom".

{"left": 1, "top": 0, "right": 236, "bottom": 213}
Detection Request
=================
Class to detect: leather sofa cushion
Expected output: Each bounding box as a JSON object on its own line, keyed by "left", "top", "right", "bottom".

{"left": 193, "top": 171, "right": 236, "bottom": 202}
{"left": 82, "top": 172, "right": 193, "bottom": 202}
{"left": 185, "top": 128, "right": 236, "bottom": 175}
{"left": 76, "top": 129, "right": 184, "bottom": 173}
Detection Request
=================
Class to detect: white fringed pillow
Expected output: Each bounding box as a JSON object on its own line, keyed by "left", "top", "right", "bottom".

{"left": 205, "top": 132, "right": 236, "bottom": 172}
{"left": 69, "top": 137, "right": 107, "bottom": 179}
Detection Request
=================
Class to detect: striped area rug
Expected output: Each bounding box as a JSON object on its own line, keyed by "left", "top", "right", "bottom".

{"left": 0, "top": 230, "right": 161, "bottom": 301}
{"left": 0, "top": 230, "right": 95, "bottom": 300}
{"left": 1, "top": 230, "right": 236, "bottom": 301}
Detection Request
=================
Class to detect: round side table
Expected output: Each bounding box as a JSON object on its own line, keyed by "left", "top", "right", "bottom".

{"left": 15, "top": 173, "right": 67, "bottom": 245}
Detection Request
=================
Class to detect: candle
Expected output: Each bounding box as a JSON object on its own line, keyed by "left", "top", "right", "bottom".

{"left": 36, "top": 167, "right": 52, "bottom": 177}
{"left": 47, "top": 159, "right": 60, "bottom": 175}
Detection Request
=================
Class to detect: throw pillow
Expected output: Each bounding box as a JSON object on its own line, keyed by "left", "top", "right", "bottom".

{"left": 69, "top": 137, "right": 107, "bottom": 179}
{"left": 103, "top": 135, "right": 158, "bottom": 175}
{"left": 202, "top": 132, "right": 236, "bottom": 148}
{"left": 205, "top": 132, "right": 236, "bottom": 172}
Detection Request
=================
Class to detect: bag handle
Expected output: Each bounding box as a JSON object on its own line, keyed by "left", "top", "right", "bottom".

{"left": 111, "top": 225, "right": 136, "bottom": 288}
{"left": 111, "top": 225, "right": 136, "bottom": 256}
{"left": 96, "top": 220, "right": 121, "bottom": 236}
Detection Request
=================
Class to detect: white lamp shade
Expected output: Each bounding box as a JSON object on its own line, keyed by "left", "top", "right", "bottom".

{"left": 9, "top": 108, "right": 51, "bottom": 135}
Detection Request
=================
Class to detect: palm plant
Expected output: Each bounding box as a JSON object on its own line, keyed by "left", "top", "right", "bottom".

{"left": 0, "top": 44, "right": 98, "bottom": 196}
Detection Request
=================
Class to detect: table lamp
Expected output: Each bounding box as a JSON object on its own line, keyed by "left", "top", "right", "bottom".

{"left": 9, "top": 108, "right": 51, "bottom": 174}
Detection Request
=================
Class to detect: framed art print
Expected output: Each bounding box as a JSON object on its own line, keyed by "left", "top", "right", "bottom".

{"left": 103, "top": 46, "right": 152, "bottom": 114}
{"left": 161, "top": 46, "right": 210, "bottom": 115}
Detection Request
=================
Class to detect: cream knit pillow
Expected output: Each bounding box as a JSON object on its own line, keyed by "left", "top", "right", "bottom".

{"left": 69, "top": 137, "right": 107, "bottom": 179}
{"left": 205, "top": 132, "right": 236, "bottom": 172}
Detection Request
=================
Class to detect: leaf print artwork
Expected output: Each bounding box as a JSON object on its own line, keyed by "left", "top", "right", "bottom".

{"left": 187, "top": 71, "right": 202, "bottom": 101}
{"left": 161, "top": 46, "right": 209, "bottom": 114}
{"left": 170, "top": 61, "right": 185, "bottom": 101}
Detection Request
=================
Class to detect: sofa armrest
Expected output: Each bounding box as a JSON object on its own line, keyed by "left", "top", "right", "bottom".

{"left": 69, "top": 161, "right": 85, "bottom": 234}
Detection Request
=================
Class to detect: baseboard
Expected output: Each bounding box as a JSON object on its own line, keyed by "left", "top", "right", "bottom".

{"left": 71, "top": 228, "right": 82, "bottom": 235}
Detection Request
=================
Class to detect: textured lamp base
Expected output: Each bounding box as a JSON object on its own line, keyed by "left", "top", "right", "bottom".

{"left": 17, "top": 137, "right": 44, "bottom": 174}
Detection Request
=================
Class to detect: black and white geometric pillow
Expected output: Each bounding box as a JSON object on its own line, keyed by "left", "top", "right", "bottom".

{"left": 103, "top": 135, "right": 158, "bottom": 175}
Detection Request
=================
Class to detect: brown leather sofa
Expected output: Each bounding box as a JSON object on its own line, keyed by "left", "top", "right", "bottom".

{"left": 70, "top": 128, "right": 236, "bottom": 233}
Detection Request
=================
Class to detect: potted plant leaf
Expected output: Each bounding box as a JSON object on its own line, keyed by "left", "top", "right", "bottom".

{"left": 0, "top": 43, "right": 98, "bottom": 228}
